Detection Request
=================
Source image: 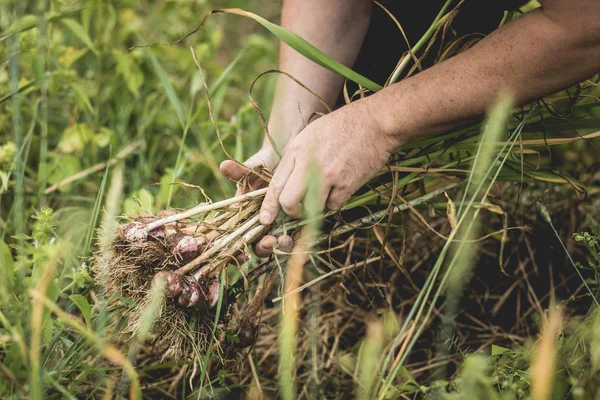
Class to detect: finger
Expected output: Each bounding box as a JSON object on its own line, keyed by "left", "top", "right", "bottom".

{"left": 220, "top": 160, "right": 248, "bottom": 182}
{"left": 221, "top": 148, "right": 279, "bottom": 194}
{"left": 278, "top": 167, "right": 308, "bottom": 220}
{"left": 235, "top": 251, "right": 249, "bottom": 264}
{"left": 325, "top": 187, "right": 353, "bottom": 211}
{"left": 220, "top": 160, "right": 252, "bottom": 197}
{"left": 254, "top": 235, "right": 278, "bottom": 258}
{"left": 260, "top": 156, "right": 295, "bottom": 225}
{"left": 242, "top": 149, "right": 278, "bottom": 192}
{"left": 315, "top": 179, "right": 332, "bottom": 214}
{"left": 226, "top": 250, "right": 249, "bottom": 266}
{"left": 297, "top": 173, "right": 331, "bottom": 216}
{"left": 276, "top": 235, "right": 293, "bottom": 254}
{"left": 245, "top": 171, "right": 269, "bottom": 193}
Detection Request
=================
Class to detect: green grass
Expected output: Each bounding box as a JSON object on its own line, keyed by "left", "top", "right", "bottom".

{"left": 0, "top": 0, "right": 278, "bottom": 397}
{"left": 2, "top": 0, "right": 600, "bottom": 399}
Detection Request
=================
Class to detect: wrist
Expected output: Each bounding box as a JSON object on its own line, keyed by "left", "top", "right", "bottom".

{"left": 265, "top": 108, "right": 323, "bottom": 153}
{"left": 261, "top": 124, "right": 298, "bottom": 155}
{"left": 357, "top": 90, "right": 409, "bottom": 153}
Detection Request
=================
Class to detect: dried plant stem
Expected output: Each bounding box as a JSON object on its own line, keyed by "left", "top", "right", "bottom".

{"left": 271, "top": 256, "right": 382, "bottom": 303}
{"left": 200, "top": 203, "right": 259, "bottom": 244}
{"left": 195, "top": 222, "right": 267, "bottom": 280}
{"left": 192, "top": 211, "right": 236, "bottom": 234}
{"left": 44, "top": 140, "right": 142, "bottom": 194}
{"left": 146, "top": 188, "right": 267, "bottom": 231}
{"left": 272, "top": 184, "right": 456, "bottom": 236}
{"left": 244, "top": 272, "right": 278, "bottom": 318}
{"left": 388, "top": 1, "right": 453, "bottom": 84}
{"left": 243, "top": 185, "right": 455, "bottom": 286}
{"left": 177, "top": 215, "right": 261, "bottom": 276}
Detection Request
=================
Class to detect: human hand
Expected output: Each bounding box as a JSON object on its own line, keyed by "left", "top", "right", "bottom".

{"left": 259, "top": 99, "right": 396, "bottom": 225}
{"left": 220, "top": 146, "right": 279, "bottom": 196}
{"left": 220, "top": 143, "right": 294, "bottom": 259}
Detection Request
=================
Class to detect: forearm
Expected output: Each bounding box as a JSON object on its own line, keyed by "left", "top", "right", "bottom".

{"left": 367, "top": 2, "right": 600, "bottom": 149}
{"left": 267, "top": 0, "right": 371, "bottom": 151}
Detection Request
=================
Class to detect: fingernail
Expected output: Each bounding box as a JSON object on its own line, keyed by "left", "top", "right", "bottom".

{"left": 260, "top": 209, "right": 272, "bottom": 225}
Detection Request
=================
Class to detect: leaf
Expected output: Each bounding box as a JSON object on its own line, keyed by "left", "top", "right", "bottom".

{"left": 337, "top": 352, "right": 356, "bottom": 375}
{"left": 491, "top": 344, "right": 511, "bottom": 356}
{"left": 0, "top": 79, "right": 41, "bottom": 105}
{"left": 156, "top": 168, "right": 180, "bottom": 209}
{"left": 69, "top": 294, "right": 92, "bottom": 327}
{"left": 1, "top": 15, "right": 38, "bottom": 36}
{"left": 475, "top": 202, "right": 504, "bottom": 215}
{"left": 60, "top": 18, "right": 99, "bottom": 55}
{"left": 504, "top": 160, "right": 587, "bottom": 196}
{"left": 0, "top": 240, "right": 15, "bottom": 300}
{"left": 200, "top": 9, "right": 382, "bottom": 92}
{"left": 114, "top": 50, "right": 144, "bottom": 97}
{"left": 57, "top": 124, "right": 94, "bottom": 154}
{"left": 587, "top": 215, "right": 600, "bottom": 238}
{"left": 93, "top": 127, "right": 113, "bottom": 148}
{"left": 444, "top": 191, "right": 457, "bottom": 229}
{"left": 47, "top": 155, "right": 82, "bottom": 193}
{"left": 81, "top": 149, "right": 114, "bottom": 258}
{"left": 11, "top": 233, "right": 33, "bottom": 240}
{"left": 124, "top": 188, "right": 155, "bottom": 214}
{"left": 0, "top": 171, "right": 9, "bottom": 194}
{"left": 146, "top": 48, "right": 186, "bottom": 128}
{"left": 70, "top": 82, "right": 96, "bottom": 117}
{"left": 42, "top": 318, "right": 55, "bottom": 345}
{"left": 58, "top": 46, "right": 89, "bottom": 67}
{"left": 0, "top": 8, "right": 83, "bottom": 42}
{"left": 0, "top": 240, "right": 14, "bottom": 268}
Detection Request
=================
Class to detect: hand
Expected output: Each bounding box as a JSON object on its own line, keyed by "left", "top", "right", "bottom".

{"left": 220, "top": 146, "right": 279, "bottom": 196}
{"left": 259, "top": 99, "right": 396, "bottom": 225}
{"left": 220, "top": 143, "right": 294, "bottom": 259}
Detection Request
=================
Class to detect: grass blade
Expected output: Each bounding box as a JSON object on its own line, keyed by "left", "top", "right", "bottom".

{"left": 176, "top": 8, "right": 382, "bottom": 92}
{"left": 81, "top": 149, "right": 112, "bottom": 258}
{"left": 537, "top": 203, "right": 600, "bottom": 307}
{"left": 146, "top": 47, "right": 186, "bottom": 128}
{"left": 376, "top": 95, "right": 516, "bottom": 398}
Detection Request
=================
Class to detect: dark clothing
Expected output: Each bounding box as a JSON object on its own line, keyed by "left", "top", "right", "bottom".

{"left": 351, "top": 0, "right": 529, "bottom": 87}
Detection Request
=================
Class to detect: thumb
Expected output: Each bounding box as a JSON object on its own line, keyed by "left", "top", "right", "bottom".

{"left": 220, "top": 147, "right": 279, "bottom": 182}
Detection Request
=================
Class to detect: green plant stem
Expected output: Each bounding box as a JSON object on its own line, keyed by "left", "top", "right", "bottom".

{"left": 9, "top": 30, "right": 23, "bottom": 238}
{"left": 376, "top": 100, "right": 525, "bottom": 399}
{"left": 388, "top": 0, "right": 453, "bottom": 84}
{"left": 538, "top": 203, "right": 600, "bottom": 307}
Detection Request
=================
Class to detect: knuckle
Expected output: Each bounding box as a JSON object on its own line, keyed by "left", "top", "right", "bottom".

{"left": 278, "top": 236, "right": 293, "bottom": 250}
{"left": 326, "top": 200, "right": 342, "bottom": 211}
{"left": 323, "top": 166, "right": 337, "bottom": 181}
{"left": 280, "top": 199, "right": 300, "bottom": 218}
{"left": 323, "top": 164, "right": 345, "bottom": 185}
{"left": 254, "top": 241, "right": 271, "bottom": 256}
{"left": 326, "top": 190, "right": 348, "bottom": 211}
{"left": 253, "top": 243, "right": 264, "bottom": 254}
{"left": 279, "top": 196, "right": 301, "bottom": 218}
{"left": 269, "top": 175, "right": 284, "bottom": 191}
{"left": 243, "top": 155, "right": 260, "bottom": 169}
{"left": 336, "top": 180, "right": 350, "bottom": 191}
{"left": 279, "top": 195, "right": 292, "bottom": 211}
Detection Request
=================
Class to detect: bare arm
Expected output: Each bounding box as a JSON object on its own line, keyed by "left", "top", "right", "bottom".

{"left": 269, "top": 0, "right": 372, "bottom": 151}
{"left": 258, "top": 0, "right": 600, "bottom": 225}
{"left": 220, "top": 0, "right": 372, "bottom": 183}
{"left": 369, "top": 0, "right": 600, "bottom": 148}
{"left": 221, "top": 0, "right": 371, "bottom": 257}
